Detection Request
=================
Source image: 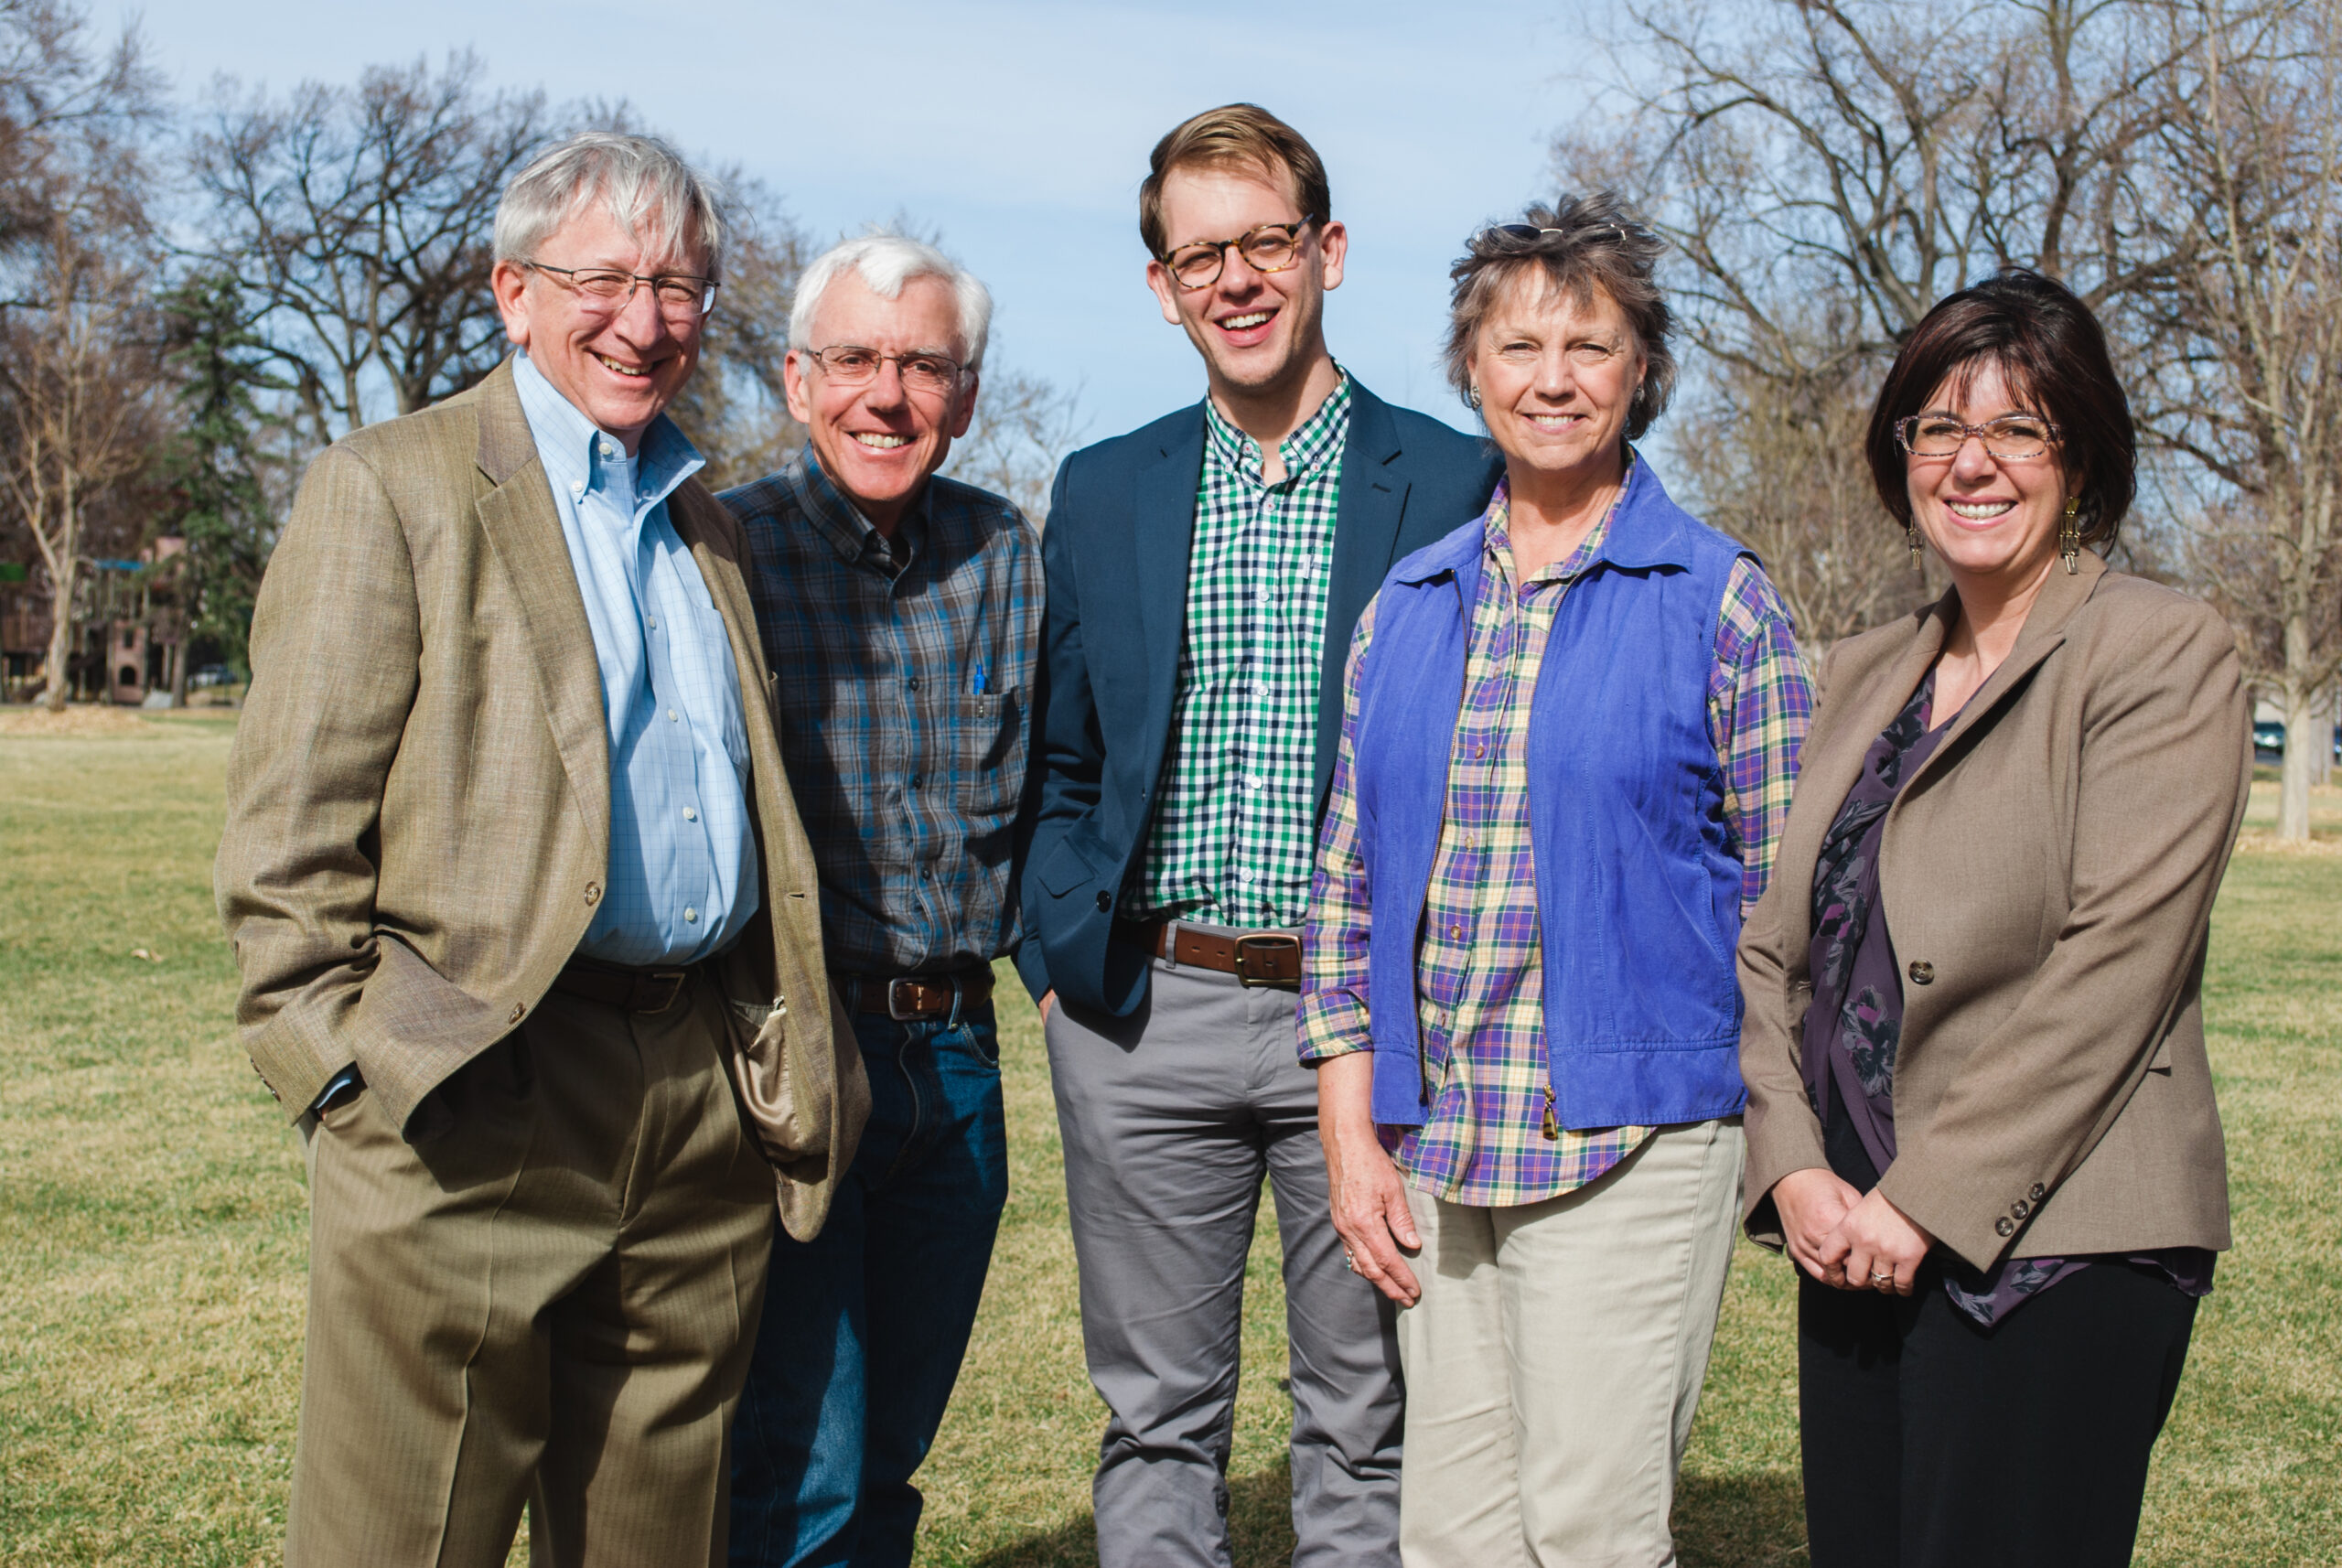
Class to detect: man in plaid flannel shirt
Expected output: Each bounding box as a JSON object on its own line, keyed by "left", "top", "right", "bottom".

{"left": 1015, "top": 106, "right": 1499, "bottom": 1567}
{"left": 722, "top": 234, "right": 1040, "bottom": 1568}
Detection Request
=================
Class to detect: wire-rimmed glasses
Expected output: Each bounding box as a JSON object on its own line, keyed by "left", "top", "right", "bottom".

{"left": 797, "top": 344, "right": 967, "bottom": 397}
{"left": 522, "top": 261, "right": 717, "bottom": 320}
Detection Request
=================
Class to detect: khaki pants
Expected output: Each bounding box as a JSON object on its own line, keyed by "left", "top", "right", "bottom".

{"left": 1395, "top": 1118, "right": 1745, "bottom": 1568}
{"left": 288, "top": 973, "right": 775, "bottom": 1568}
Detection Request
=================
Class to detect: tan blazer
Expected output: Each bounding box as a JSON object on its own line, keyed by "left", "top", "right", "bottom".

{"left": 217, "top": 358, "right": 867, "bottom": 1240}
{"left": 1738, "top": 553, "right": 2249, "bottom": 1271}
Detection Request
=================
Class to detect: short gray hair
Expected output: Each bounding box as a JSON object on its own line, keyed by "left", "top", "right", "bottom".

{"left": 1445, "top": 191, "right": 1676, "bottom": 441}
{"left": 790, "top": 232, "right": 993, "bottom": 372}
{"left": 493, "top": 131, "right": 728, "bottom": 280}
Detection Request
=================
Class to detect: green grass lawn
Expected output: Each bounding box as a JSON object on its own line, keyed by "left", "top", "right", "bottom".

{"left": 2, "top": 722, "right": 2336, "bottom": 1565}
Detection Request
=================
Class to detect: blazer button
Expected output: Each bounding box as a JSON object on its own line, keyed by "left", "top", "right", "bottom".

{"left": 2029, "top": 1183, "right": 2047, "bottom": 1203}
{"left": 1095, "top": 890, "right": 1113, "bottom": 912}
{"left": 1907, "top": 960, "right": 1935, "bottom": 985}
{"left": 585, "top": 881, "right": 602, "bottom": 906}
{"left": 508, "top": 1004, "right": 525, "bottom": 1026}
{"left": 1995, "top": 1216, "right": 2015, "bottom": 1237}
{"left": 2011, "top": 1198, "right": 2030, "bottom": 1220}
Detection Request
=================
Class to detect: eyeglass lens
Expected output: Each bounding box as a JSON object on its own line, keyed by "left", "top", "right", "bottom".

{"left": 1901, "top": 414, "right": 2054, "bottom": 458}
{"left": 812, "top": 347, "right": 962, "bottom": 393}
{"left": 1166, "top": 223, "right": 1305, "bottom": 287}
{"left": 558, "top": 268, "right": 714, "bottom": 317}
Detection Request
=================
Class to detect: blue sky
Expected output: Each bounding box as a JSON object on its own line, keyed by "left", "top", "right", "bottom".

{"left": 116, "top": 2, "right": 1619, "bottom": 442}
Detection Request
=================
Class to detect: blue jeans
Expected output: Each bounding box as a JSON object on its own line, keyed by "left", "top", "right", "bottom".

{"left": 728, "top": 994, "right": 1008, "bottom": 1568}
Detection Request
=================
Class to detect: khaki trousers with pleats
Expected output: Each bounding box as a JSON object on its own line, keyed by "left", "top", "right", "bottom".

{"left": 286, "top": 973, "right": 774, "bottom": 1568}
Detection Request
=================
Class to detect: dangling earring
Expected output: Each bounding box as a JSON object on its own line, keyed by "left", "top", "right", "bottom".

{"left": 1467, "top": 385, "right": 1483, "bottom": 410}
{"left": 1908, "top": 522, "right": 1923, "bottom": 568}
{"left": 2060, "top": 496, "right": 2080, "bottom": 575}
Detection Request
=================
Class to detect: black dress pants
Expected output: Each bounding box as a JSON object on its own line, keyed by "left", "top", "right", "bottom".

{"left": 1799, "top": 1259, "right": 2197, "bottom": 1568}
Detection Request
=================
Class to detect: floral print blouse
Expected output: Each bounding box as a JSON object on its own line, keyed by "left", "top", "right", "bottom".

{"left": 1803, "top": 672, "right": 2209, "bottom": 1326}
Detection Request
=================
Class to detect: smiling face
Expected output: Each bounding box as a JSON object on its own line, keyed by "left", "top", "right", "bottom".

{"left": 782, "top": 269, "right": 975, "bottom": 533}
{"left": 1905, "top": 359, "right": 2073, "bottom": 589}
{"left": 1468, "top": 274, "right": 1644, "bottom": 484}
{"left": 1144, "top": 164, "right": 1346, "bottom": 403}
{"left": 491, "top": 200, "right": 704, "bottom": 453}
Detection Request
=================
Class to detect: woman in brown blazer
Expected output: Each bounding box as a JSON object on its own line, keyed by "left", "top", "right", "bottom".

{"left": 1737, "top": 269, "right": 2249, "bottom": 1568}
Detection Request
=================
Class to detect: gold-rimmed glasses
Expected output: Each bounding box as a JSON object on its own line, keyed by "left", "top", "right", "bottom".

{"left": 1894, "top": 413, "right": 2060, "bottom": 461}
{"left": 522, "top": 261, "right": 717, "bottom": 320}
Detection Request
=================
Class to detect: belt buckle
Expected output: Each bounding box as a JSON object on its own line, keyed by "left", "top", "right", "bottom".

{"left": 886, "top": 976, "right": 940, "bottom": 1021}
{"left": 1231, "top": 933, "right": 1301, "bottom": 989}
{"left": 639, "top": 970, "right": 689, "bottom": 1015}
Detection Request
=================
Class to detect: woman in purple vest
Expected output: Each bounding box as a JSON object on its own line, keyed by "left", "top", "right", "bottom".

{"left": 1296, "top": 196, "right": 1813, "bottom": 1565}
{"left": 1738, "top": 272, "right": 2246, "bottom": 1566}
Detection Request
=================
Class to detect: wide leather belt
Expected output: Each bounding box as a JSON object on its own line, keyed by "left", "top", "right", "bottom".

{"left": 840, "top": 966, "right": 995, "bottom": 1021}
{"left": 1112, "top": 918, "right": 1304, "bottom": 990}
{"left": 551, "top": 953, "right": 698, "bottom": 1015}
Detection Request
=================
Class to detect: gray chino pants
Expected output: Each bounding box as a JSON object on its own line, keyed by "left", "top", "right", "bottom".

{"left": 1045, "top": 942, "right": 1402, "bottom": 1568}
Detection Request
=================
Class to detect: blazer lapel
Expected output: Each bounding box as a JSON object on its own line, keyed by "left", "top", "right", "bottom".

{"left": 1769, "top": 601, "right": 1950, "bottom": 982}
{"left": 1134, "top": 409, "right": 1207, "bottom": 758}
{"left": 471, "top": 360, "right": 611, "bottom": 856}
{"left": 1905, "top": 553, "right": 2107, "bottom": 794}
{"left": 1318, "top": 388, "right": 1407, "bottom": 803}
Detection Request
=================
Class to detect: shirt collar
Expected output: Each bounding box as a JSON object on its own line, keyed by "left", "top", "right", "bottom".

{"left": 1481, "top": 449, "right": 1638, "bottom": 585}
{"left": 1202, "top": 369, "right": 1353, "bottom": 486}
{"left": 790, "top": 448, "right": 931, "bottom": 574}
{"left": 511, "top": 349, "right": 704, "bottom": 511}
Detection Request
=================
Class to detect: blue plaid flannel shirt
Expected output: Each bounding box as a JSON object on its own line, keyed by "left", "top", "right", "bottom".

{"left": 726, "top": 452, "right": 1042, "bottom": 976}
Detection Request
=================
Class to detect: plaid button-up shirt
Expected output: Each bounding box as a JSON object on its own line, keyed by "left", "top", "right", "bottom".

{"left": 727, "top": 453, "right": 1041, "bottom": 976}
{"left": 1133, "top": 377, "right": 1352, "bottom": 929}
{"left": 1299, "top": 475, "right": 1813, "bottom": 1207}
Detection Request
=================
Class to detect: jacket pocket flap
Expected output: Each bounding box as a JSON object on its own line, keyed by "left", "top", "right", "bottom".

{"left": 1037, "top": 833, "right": 1106, "bottom": 897}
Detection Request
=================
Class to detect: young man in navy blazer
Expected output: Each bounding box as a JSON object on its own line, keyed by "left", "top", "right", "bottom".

{"left": 1015, "top": 103, "right": 1500, "bottom": 1568}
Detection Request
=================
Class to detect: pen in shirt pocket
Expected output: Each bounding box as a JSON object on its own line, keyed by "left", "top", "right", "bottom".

{"left": 971, "top": 659, "right": 987, "bottom": 696}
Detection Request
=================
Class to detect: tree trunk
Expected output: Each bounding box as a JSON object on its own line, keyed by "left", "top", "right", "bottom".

{"left": 39, "top": 559, "right": 73, "bottom": 713}
{"left": 2279, "top": 610, "right": 2316, "bottom": 840}
{"left": 168, "top": 637, "right": 187, "bottom": 708}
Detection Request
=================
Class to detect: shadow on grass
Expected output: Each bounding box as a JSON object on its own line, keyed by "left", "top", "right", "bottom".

{"left": 1675, "top": 1467, "right": 1809, "bottom": 1566}
{"left": 968, "top": 1464, "right": 1298, "bottom": 1568}
{"left": 965, "top": 1463, "right": 1800, "bottom": 1566}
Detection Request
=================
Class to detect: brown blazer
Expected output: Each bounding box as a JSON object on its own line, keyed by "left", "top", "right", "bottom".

{"left": 1738, "top": 553, "right": 2249, "bottom": 1271}
{"left": 217, "top": 358, "right": 867, "bottom": 1240}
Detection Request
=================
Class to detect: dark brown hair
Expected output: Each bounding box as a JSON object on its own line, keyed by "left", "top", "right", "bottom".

{"left": 1138, "top": 103, "right": 1331, "bottom": 261}
{"left": 1866, "top": 268, "right": 2136, "bottom": 550}
{"left": 1444, "top": 192, "right": 1676, "bottom": 442}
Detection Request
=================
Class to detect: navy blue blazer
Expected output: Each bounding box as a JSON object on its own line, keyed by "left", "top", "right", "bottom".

{"left": 1015, "top": 379, "right": 1502, "bottom": 1015}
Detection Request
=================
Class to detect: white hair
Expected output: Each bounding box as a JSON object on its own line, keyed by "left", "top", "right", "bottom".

{"left": 790, "top": 232, "right": 993, "bottom": 371}
{"left": 493, "top": 131, "right": 728, "bottom": 279}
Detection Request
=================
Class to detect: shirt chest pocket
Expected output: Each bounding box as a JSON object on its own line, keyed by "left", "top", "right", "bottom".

{"left": 955, "top": 686, "right": 1026, "bottom": 822}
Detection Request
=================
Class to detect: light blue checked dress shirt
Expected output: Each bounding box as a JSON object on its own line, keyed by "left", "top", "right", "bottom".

{"left": 512, "top": 350, "right": 757, "bottom": 967}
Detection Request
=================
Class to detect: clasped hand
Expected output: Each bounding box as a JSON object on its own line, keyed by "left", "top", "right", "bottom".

{"left": 1771, "top": 1167, "right": 1935, "bottom": 1296}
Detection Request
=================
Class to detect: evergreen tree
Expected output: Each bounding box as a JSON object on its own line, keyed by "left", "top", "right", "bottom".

{"left": 157, "top": 270, "right": 280, "bottom": 676}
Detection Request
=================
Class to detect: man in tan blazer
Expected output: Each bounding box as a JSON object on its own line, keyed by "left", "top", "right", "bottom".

{"left": 217, "top": 131, "right": 865, "bottom": 1568}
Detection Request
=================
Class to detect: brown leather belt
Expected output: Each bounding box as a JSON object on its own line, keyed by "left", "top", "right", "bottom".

{"left": 839, "top": 966, "right": 995, "bottom": 1021}
{"left": 551, "top": 953, "right": 699, "bottom": 1015}
{"left": 1112, "top": 918, "right": 1303, "bottom": 989}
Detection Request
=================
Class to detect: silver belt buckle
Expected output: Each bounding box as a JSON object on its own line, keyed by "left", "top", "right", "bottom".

{"left": 886, "top": 976, "right": 941, "bottom": 1021}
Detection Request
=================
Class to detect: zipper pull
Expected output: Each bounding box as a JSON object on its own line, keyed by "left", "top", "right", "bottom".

{"left": 1541, "top": 1086, "right": 1559, "bottom": 1141}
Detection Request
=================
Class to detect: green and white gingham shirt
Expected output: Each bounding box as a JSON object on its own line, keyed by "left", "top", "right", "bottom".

{"left": 1132, "top": 376, "right": 1353, "bottom": 929}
